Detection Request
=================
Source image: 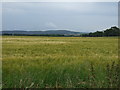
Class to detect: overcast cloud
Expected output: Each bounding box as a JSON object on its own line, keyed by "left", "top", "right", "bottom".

{"left": 2, "top": 2, "right": 118, "bottom": 32}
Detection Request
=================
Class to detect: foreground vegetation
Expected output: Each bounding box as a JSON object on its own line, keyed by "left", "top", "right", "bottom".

{"left": 2, "top": 36, "right": 119, "bottom": 88}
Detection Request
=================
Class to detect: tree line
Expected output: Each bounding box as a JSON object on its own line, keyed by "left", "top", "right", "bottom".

{"left": 2, "top": 26, "right": 120, "bottom": 37}
{"left": 82, "top": 26, "right": 120, "bottom": 37}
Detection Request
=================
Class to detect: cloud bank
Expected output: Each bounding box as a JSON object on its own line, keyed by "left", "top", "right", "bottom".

{"left": 2, "top": 2, "right": 118, "bottom": 32}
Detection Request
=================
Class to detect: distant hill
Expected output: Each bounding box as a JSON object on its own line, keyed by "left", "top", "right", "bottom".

{"left": 2, "top": 26, "right": 119, "bottom": 37}
{"left": 2, "top": 30, "right": 84, "bottom": 35}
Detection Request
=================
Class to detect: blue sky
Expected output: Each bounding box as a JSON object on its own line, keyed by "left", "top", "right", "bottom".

{"left": 2, "top": 2, "right": 118, "bottom": 32}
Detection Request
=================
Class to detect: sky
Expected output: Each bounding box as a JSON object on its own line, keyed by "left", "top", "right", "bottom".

{"left": 1, "top": 0, "right": 119, "bottom": 2}
{"left": 2, "top": 2, "right": 118, "bottom": 32}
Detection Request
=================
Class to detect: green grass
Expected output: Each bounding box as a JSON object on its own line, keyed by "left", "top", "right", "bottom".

{"left": 2, "top": 36, "right": 119, "bottom": 88}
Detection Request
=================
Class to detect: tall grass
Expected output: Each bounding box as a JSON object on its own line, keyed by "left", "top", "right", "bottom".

{"left": 2, "top": 36, "right": 119, "bottom": 88}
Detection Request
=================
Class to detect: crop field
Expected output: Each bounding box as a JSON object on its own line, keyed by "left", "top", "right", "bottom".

{"left": 2, "top": 36, "right": 119, "bottom": 88}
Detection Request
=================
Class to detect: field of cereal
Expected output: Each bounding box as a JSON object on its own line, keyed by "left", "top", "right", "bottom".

{"left": 2, "top": 36, "right": 119, "bottom": 88}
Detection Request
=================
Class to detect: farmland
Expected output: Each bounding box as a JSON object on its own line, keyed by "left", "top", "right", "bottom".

{"left": 2, "top": 36, "right": 119, "bottom": 88}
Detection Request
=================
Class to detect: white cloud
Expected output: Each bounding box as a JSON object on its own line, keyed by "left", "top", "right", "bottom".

{"left": 45, "top": 22, "right": 57, "bottom": 29}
